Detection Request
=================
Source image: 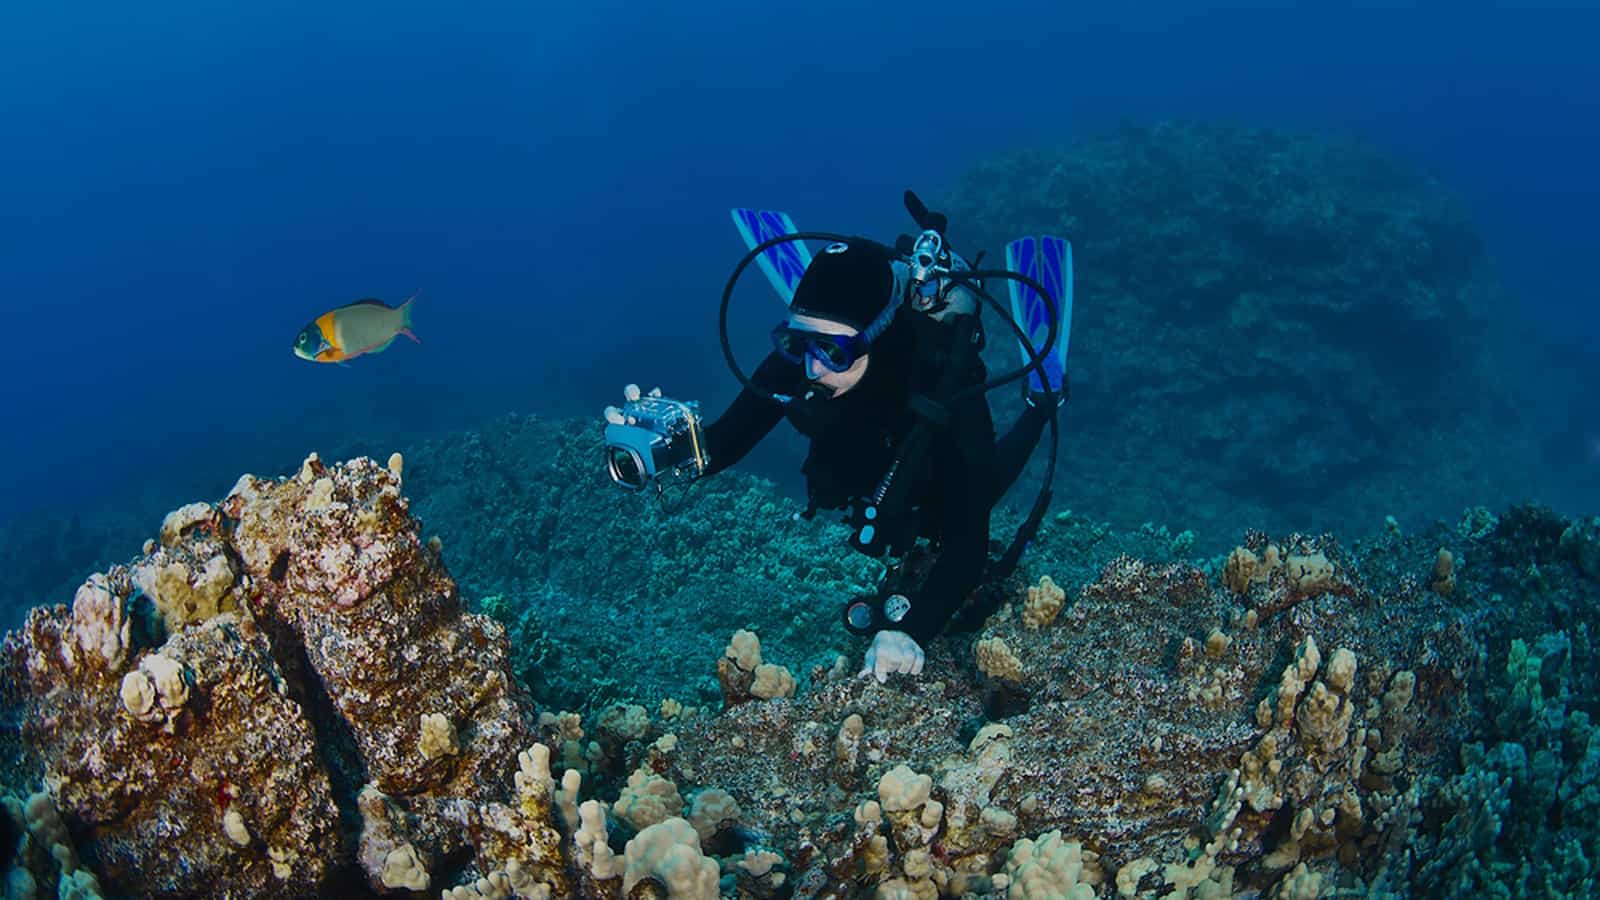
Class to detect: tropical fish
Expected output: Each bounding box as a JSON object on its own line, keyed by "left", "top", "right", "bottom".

{"left": 293, "top": 295, "right": 419, "bottom": 364}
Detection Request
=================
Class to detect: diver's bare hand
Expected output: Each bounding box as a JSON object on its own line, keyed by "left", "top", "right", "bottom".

{"left": 603, "top": 383, "right": 664, "bottom": 425}
{"left": 858, "top": 628, "right": 924, "bottom": 684}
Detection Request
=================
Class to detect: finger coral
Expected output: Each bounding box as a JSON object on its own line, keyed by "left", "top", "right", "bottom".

{"left": 1021, "top": 575, "right": 1065, "bottom": 629}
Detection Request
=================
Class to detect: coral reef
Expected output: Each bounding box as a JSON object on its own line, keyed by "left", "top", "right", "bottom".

{"left": 2, "top": 434, "right": 1595, "bottom": 897}
{"left": 1, "top": 453, "right": 534, "bottom": 897}
{"left": 1385, "top": 630, "right": 1600, "bottom": 896}
{"left": 939, "top": 121, "right": 1559, "bottom": 544}
{"left": 4, "top": 598, "right": 338, "bottom": 897}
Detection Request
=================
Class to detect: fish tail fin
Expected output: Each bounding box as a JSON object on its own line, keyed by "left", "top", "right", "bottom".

{"left": 399, "top": 292, "right": 420, "bottom": 343}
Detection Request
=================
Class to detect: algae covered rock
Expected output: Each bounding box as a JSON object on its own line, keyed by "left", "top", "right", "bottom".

{"left": 3, "top": 609, "right": 339, "bottom": 897}
{"left": 223, "top": 453, "right": 531, "bottom": 801}
{"left": 1, "top": 453, "right": 536, "bottom": 898}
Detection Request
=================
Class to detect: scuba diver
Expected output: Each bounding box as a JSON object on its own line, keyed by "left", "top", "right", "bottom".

{"left": 603, "top": 193, "right": 1072, "bottom": 683}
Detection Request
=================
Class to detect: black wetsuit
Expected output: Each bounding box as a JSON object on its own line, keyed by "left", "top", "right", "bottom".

{"left": 702, "top": 312, "right": 1053, "bottom": 644}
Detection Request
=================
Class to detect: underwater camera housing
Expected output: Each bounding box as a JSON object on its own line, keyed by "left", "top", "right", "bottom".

{"left": 604, "top": 394, "right": 710, "bottom": 492}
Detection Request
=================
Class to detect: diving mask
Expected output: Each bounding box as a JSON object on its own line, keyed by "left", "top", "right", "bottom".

{"left": 770, "top": 324, "right": 871, "bottom": 374}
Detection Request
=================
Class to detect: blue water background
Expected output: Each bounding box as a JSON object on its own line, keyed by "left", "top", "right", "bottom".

{"left": 1, "top": 0, "right": 1595, "bottom": 528}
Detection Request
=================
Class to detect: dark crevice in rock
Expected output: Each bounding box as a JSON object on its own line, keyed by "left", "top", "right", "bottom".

{"left": 0, "top": 802, "right": 18, "bottom": 873}
{"left": 252, "top": 607, "right": 368, "bottom": 867}
{"left": 268, "top": 550, "right": 289, "bottom": 583}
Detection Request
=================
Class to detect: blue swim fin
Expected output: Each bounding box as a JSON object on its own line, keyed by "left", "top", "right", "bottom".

{"left": 1006, "top": 235, "right": 1073, "bottom": 395}
{"left": 731, "top": 208, "right": 814, "bottom": 305}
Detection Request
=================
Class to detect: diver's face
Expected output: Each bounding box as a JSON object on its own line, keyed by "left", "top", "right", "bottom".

{"left": 790, "top": 313, "right": 868, "bottom": 398}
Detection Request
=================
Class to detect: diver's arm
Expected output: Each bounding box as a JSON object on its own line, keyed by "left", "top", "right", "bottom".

{"left": 701, "top": 352, "right": 794, "bottom": 477}
{"left": 894, "top": 387, "right": 996, "bottom": 644}
{"left": 896, "top": 459, "right": 991, "bottom": 644}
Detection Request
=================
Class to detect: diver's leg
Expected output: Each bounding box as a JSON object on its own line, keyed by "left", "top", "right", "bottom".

{"left": 984, "top": 400, "right": 1055, "bottom": 507}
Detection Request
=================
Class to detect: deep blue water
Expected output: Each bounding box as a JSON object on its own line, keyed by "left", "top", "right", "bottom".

{"left": 2, "top": 0, "right": 1596, "bottom": 527}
